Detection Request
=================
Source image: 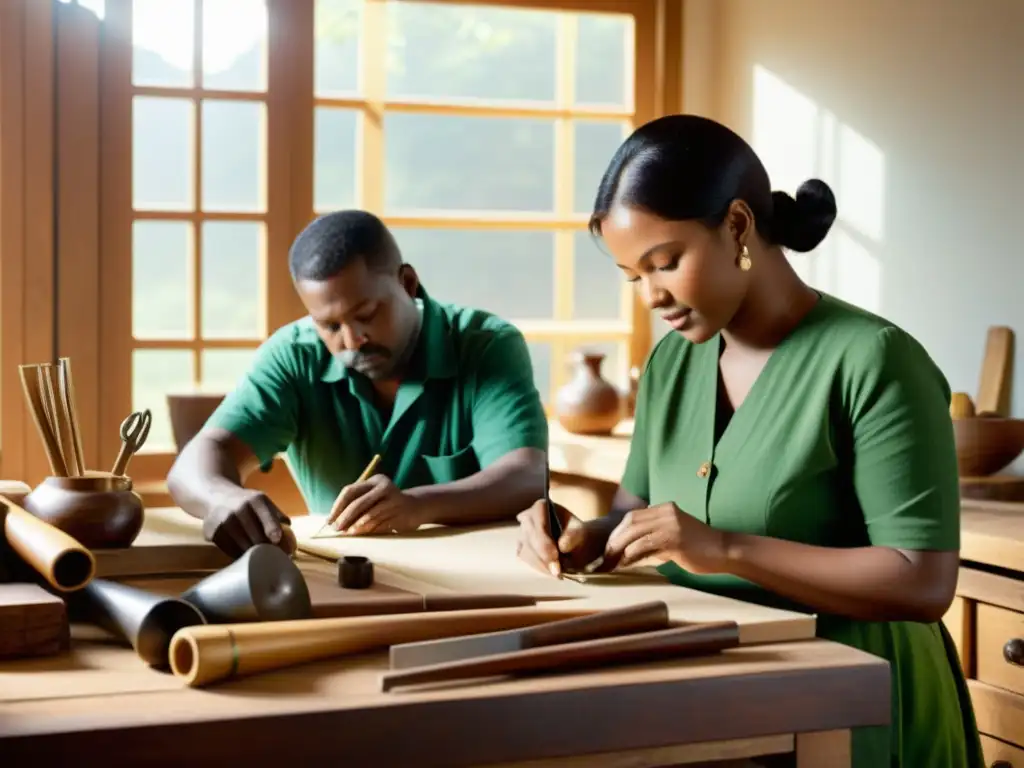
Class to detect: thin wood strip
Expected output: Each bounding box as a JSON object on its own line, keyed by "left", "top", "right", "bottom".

{"left": 130, "top": 338, "right": 262, "bottom": 349}
{"left": 57, "top": 358, "right": 85, "bottom": 475}
{"left": 132, "top": 85, "right": 266, "bottom": 101}
{"left": 384, "top": 212, "right": 590, "bottom": 229}
{"left": 130, "top": 210, "right": 266, "bottom": 222}
{"left": 320, "top": 98, "right": 633, "bottom": 121}
{"left": 39, "top": 364, "right": 70, "bottom": 472}
{"left": 0, "top": 0, "right": 28, "bottom": 482}
{"left": 18, "top": 364, "right": 66, "bottom": 476}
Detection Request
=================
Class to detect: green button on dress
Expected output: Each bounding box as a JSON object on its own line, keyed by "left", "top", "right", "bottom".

{"left": 620, "top": 292, "right": 983, "bottom": 767}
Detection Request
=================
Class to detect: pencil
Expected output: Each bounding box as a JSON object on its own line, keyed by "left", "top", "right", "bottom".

{"left": 544, "top": 458, "right": 568, "bottom": 573}
{"left": 311, "top": 453, "right": 382, "bottom": 539}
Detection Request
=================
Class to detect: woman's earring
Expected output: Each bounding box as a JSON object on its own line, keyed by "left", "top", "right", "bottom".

{"left": 738, "top": 245, "right": 752, "bottom": 272}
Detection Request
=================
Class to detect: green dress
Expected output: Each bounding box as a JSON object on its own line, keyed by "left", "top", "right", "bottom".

{"left": 621, "top": 292, "right": 983, "bottom": 767}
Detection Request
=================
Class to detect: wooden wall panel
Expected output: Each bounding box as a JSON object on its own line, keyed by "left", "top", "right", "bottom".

{"left": 0, "top": 0, "right": 28, "bottom": 482}
{"left": 56, "top": 3, "right": 102, "bottom": 474}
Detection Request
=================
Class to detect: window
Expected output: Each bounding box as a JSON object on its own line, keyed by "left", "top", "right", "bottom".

{"left": 312, "top": 0, "right": 639, "bottom": 402}
{"left": 100, "top": 0, "right": 659, "bottom": 473}
{"left": 127, "top": 0, "right": 271, "bottom": 452}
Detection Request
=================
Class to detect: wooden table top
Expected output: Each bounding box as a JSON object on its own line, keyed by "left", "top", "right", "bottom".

{"left": 0, "top": 508, "right": 891, "bottom": 766}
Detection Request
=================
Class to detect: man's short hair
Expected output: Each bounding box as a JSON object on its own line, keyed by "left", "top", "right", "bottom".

{"left": 289, "top": 210, "right": 401, "bottom": 281}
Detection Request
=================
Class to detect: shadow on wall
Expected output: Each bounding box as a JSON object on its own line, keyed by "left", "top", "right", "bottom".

{"left": 651, "top": 64, "right": 887, "bottom": 343}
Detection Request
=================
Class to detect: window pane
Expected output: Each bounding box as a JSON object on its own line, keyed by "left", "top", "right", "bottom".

{"left": 202, "top": 0, "right": 268, "bottom": 92}
{"left": 133, "top": 349, "right": 196, "bottom": 453}
{"left": 201, "top": 349, "right": 257, "bottom": 393}
{"left": 575, "top": 13, "right": 633, "bottom": 107}
{"left": 133, "top": 96, "right": 194, "bottom": 212}
{"left": 133, "top": 220, "right": 192, "bottom": 339}
{"left": 572, "top": 231, "right": 623, "bottom": 321}
{"left": 132, "top": 0, "right": 193, "bottom": 88}
{"left": 201, "top": 100, "right": 266, "bottom": 213}
{"left": 387, "top": 2, "right": 557, "bottom": 104}
{"left": 314, "top": 0, "right": 362, "bottom": 97}
{"left": 527, "top": 342, "right": 552, "bottom": 407}
{"left": 201, "top": 222, "right": 263, "bottom": 339}
{"left": 391, "top": 228, "right": 554, "bottom": 320}
{"left": 574, "top": 120, "right": 629, "bottom": 214}
{"left": 385, "top": 113, "right": 555, "bottom": 213}
{"left": 314, "top": 107, "right": 359, "bottom": 212}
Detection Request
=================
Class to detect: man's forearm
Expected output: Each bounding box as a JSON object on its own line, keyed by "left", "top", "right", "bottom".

{"left": 166, "top": 434, "right": 246, "bottom": 521}
{"left": 405, "top": 448, "right": 546, "bottom": 526}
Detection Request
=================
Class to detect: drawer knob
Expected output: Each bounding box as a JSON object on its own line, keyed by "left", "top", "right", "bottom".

{"left": 1003, "top": 638, "right": 1024, "bottom": 666}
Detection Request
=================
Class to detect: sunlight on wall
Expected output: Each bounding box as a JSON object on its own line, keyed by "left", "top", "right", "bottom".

{"left": 751, "top": 64, "right": 887, "bottom": 314}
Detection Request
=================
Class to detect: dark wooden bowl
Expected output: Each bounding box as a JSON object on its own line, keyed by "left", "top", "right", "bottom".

{"left": 22, "top": 473, "right": 144, "bottom": 550}
{"left": 953, "top": 417, "right": 1024, "bottom": 477}
{"left": 166, "top": 393, "right": 226, "bottom": 452}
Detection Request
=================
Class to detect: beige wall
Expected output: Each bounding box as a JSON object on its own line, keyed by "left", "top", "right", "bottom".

{"left": 656, "top": 0, "right": 1024, "bottom": 422}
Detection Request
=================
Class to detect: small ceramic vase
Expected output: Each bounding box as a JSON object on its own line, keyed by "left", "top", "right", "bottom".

{"left": 554, "top": 351, "right": 624, "bottom": 436}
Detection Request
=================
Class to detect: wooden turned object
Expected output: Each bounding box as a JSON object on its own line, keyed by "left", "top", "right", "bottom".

{"left": 22, "top": 474, "right": 144, "bottom": 550}
{"left": 953, "top": 417, "right": 1024, "bottom": 477}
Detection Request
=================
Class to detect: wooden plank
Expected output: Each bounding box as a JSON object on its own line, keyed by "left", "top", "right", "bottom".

{"left": 0, "top": 638, "right": 889, "bottom": 767}
{"left": 0, "top": 583, "right": 68, "bottom": 659}
{"left": 55, "top": 2, "right": 102, "bottom": 473}
{"left": 97, "top": 0, "right": 134, "bottom": 472}
{"left": 0, "top": 0, "right": 28, "bottom": 482}
{"left": 21, "top": 0, "right": 57, "bottom": 486}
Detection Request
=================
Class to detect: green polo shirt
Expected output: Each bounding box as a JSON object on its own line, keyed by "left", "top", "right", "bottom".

{"left": 205, "top": 285, "right": 549, "bottom": 517}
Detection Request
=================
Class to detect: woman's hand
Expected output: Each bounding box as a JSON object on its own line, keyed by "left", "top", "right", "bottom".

{"left": 515, "top": 499, "right": 611, "bottom": 577}
{"left": 603, "top": 503, "right": 729, "bottom": 574}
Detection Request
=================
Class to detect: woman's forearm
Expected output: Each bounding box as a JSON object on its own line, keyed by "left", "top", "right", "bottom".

{"left": 721, "top": 532, "right": 958, "bottom": 623}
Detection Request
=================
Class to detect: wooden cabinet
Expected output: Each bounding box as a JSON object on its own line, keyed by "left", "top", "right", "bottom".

{"left": 948, "top": 501, "right": 1024, "bottom": 765}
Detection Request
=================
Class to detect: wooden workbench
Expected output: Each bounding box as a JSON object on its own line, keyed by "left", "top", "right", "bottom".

{"left": 0, "top": 508, "right": 891, "bottom": 767}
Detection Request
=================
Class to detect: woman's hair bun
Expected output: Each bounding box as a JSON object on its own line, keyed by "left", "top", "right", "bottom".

{"left": 769, "top": 178, "right": 837, "bottom": 253}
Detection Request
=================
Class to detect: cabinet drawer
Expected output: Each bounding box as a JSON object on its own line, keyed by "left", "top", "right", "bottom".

{"left": 977, "top": 603, "right": 1024, "bottom": 697}
{"left": 981, "top": 734, "right": 1024, "bottom": 767}
{"left": 969, "top": 680, "right": 1024, "bottom": 751}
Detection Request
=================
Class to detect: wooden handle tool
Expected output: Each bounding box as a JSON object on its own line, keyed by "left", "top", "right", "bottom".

{"left": 381, "top": 620, "right": 741, "bottom": 692}
{"left": 389, "top": 600, "right": 670, "bottom": 669}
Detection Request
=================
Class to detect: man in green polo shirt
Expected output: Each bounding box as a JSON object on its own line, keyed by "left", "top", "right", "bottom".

{"left": 167, "top": 210, "right": 549, "bottom": 557}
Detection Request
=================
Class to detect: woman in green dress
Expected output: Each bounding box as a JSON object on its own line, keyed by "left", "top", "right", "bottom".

{"left": 515, "top": 114, "right": 982, "bottom": 767}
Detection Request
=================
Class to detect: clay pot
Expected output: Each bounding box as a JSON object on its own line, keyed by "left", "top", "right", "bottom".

{"left": 952, "top": 416, "right": 1024, "bottom": 477}
{"left": 555, "top": 351, "right": 624, "bottom": 436}
{"left": 23, "top": 473, "right": 145, "bottom": 550}
{"left": 167, "top": 393, "right": 225, "bottom": 452}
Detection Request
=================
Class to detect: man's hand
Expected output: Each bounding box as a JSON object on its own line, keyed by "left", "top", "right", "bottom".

{"left": 202, "top": 486, "right": 294, "bottom": 558}
{"left": 326, "top": 474, "right": 426, "bottom": 535}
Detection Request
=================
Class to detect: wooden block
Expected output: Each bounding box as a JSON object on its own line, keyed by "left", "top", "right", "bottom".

{"left": 0, "top": 583, "right": 69, "bottom": 659}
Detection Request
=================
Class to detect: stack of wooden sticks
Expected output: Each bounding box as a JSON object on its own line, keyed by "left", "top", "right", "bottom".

{"left": 18, "top": 359, "right": 86, "bottom": 477}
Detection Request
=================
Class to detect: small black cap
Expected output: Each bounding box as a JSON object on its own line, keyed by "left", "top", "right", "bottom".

{"left": 338, "top": 555, "right": 374, "bottom": 589}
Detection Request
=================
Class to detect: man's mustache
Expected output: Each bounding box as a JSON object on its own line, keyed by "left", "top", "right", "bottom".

{"left": 336, "top": 346, "right": 391, "bottom": 367}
